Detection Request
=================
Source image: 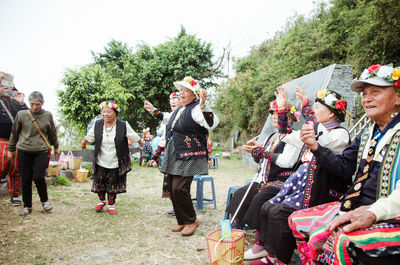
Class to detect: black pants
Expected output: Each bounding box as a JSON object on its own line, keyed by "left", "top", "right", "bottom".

{"left": 226, "top": 183, "right": 259, "bottom": 227}
{"left": 259, "top": 202, "right": 297, "bottom": 264}
{"left": 243, "top": 185, "right": 281, "bottom": 230}
{"left": 168, "top": 175, "right": 196, "bottom": 225}
{"left": 18, "top": 150, "right": 49, "bottom": 208}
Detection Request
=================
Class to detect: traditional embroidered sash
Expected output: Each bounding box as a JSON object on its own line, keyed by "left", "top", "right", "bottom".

{"left": 342, "top": 129, "right": 400, "bottom": 211}
{"left": 352, "top": 130, "right": 369, "bottom": 182}
{"left": 341, "top": 131, "right": 381, "bottom": 211}
{"left": 377, "top": 130, "right": 400, "bottom": 198}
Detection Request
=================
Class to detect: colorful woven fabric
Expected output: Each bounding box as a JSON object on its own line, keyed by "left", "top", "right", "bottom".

{"left": 301, "top": 100, "right": 316, "bottom": 123}
{"left": 0, "top": 138, "right": 21, "bottom": 196}
{"left": 324, "top": 222, "right": 400, "bottom": 265}
{"left": 289, "top": 201, "right": 341, "bottom": 264}
{"left": 289, "top": 202, "right": 400, "bottom": 265}
{"left": 277, "top": 110, "right": 292, "bottom": 133}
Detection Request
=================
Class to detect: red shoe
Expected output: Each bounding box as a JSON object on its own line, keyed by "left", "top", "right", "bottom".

{"left": 95, "top": 201, "right": 106, "bottom": 212}
{"left": 108, "top": 205, "right": 117, "bottom": 215}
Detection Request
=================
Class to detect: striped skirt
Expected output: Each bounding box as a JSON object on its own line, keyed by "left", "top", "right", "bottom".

{"left": 0, "top": 138, "right": 19, "bottom": 178}
{"left": 289, "top": 201, "right": 400, "bottom": 265}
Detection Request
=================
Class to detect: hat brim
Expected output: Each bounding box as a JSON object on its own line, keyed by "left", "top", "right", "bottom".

{"left": 173, "top": 81, "right": 199, "bottom": 98}
{"left": 351, "top": 77, "right": 395, "bottom": 92}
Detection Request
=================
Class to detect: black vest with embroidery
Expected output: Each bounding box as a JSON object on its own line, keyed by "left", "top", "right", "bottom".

{"left": 93, "top": 118, "right": 131, "bottom": 175}
{"left": 166, "top": 100, "right": 208, "bottom": 160}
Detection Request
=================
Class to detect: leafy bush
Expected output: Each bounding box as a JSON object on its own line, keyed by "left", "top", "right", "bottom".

{"left": 54, "top": 175, "right": 72, "bottom": 186}
{"left": 81, "top": 164, "right": 93, "bottom": 178}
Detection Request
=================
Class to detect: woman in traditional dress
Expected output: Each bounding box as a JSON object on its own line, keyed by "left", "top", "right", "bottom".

{"left": 289, "top": 63, "right": 400, "bottom": 265}
{"left": 81, "top": 101, "right": 143, "bottom": 215}
{"left": 250, "top": 86, "right": 351, "bottom": 265}
{"left": 225, "top": 101, "right": 302, "bottom": 260}
{"left": 160, "top": 76, "right": 218, "bottom": 236}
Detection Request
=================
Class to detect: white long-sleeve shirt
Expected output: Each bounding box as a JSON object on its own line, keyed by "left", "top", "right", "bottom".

{"left": 368, "top": 180, "right": 400, "bottom": 221}
{"left": 86, "top": 121, "right": 140, "bottom": 169}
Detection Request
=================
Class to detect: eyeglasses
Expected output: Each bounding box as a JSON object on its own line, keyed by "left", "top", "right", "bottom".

{"left": 170, "top": 97, "right": 180, "bottom": 103}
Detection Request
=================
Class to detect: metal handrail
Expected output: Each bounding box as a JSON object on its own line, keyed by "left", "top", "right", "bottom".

{"left": 349, "top": 113, "right": 373, "bottom": 141}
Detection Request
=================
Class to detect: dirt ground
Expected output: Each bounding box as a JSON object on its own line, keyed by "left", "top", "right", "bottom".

{"left": 0, "top": 156, "right": 267, "bottom": 265}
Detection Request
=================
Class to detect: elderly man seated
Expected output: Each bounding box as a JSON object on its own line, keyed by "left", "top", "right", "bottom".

{"left": 288, "top": 63, "right": 400, "bottom": 265}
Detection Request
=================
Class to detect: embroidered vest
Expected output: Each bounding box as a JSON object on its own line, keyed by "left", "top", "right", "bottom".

{"left": 166, "top": 100, "right": 208, "bottom": 160}
{"left": 343, "top": 127, "right": 400, "bottom": 209}
{"left": 93, "top": 119, "right": 131, "bottom": 175}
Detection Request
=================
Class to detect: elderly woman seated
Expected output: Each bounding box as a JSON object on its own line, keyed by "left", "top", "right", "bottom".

{"left": 289, "top": 63, "right": 400, "bottom": 265}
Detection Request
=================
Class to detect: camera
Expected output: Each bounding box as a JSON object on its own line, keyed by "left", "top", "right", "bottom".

{"left": 4, "top": 91, "right": 17, "bottom": 97}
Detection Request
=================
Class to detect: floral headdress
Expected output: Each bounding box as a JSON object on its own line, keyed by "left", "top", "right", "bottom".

{"left": 352, "top": 64, "right": 400, "bottom": 92}
{"left": 183, "top": 76, "right": 202, "bottom": 95}
{"left": 360, "top": 64, "right": 400, "bottom": 86}
{"left": 315, "top": 90, "right": 347, "bottom": 122}
{"left": 173, "top": 76, "right": 201, "bottom": 98}
{"left": 99, "top": 101, "right": 121, "bottom": 113}
{"left": 169, "top": 92, "right": 180, "bottom": 99}
{"left": 268, "top": 100, "right": 301, "bottom": 121}
{"left": 169, "top": 92, "right": 180, "bottom": 103}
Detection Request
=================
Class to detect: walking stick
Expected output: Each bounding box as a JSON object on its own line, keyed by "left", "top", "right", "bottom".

{"left": 229, "top": 172, "right": 258, "bottom": 225}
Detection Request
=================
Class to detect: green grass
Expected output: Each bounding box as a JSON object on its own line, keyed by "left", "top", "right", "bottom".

{"left": 0, "top": 157, "right": 257, "bottom": 265}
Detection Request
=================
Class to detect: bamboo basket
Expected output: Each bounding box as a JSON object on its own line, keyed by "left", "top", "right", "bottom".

{"left": 73, "top": 168, "right": 88, "bottom": 182}
{"left": 206, "top": 228, "right": 246, "bottom": 265}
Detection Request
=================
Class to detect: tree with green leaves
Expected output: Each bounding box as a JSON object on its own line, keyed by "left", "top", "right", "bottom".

{"left": 58, "top": 64, "right": 132, "bottom": 134}
{"left": 58, "top": 27, "right": 226, "bottom": 135}
{"left": 213, "top": 0, "right": 400, "bottom": 142}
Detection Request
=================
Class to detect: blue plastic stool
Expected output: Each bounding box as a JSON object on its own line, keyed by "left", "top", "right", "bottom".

{"left": 224, "top": 186, "right": 241, "bottom": 219}
{"left": 192, "top": 175, "right": 217, "bottom": 211}
{"left": 209, "top": 156, "right": 218, "bottom": 169}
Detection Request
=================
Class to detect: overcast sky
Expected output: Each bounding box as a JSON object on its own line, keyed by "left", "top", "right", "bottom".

{"left": 0, "top": 0, "right": 318, "bottom": 117}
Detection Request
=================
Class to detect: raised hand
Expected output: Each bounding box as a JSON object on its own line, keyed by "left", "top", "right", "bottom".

{"left": 199, "top": 89, "right": 207, "bottom": 107}
{"left": 276, "top": 86, "right": 287, "bottom": 110}
{"left": 144, "top": 100, "right": 154, "bottom": 113}
{"left": 295, "top": 86, "right": 308, "bottom": 106}
{"left": 13, "top": 92, "right": 25, "bottom": 105}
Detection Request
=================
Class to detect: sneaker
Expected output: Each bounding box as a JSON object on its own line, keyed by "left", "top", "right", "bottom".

{"left": 95, "top": 201, "right": 106, "bottom": 212}
{"left": 10, "top": 196, "right": 22, "bottom": 206}
{"left": 108, "top": 205, "right": 117, "bottom": 215}
{"left": 18, "top": 207, "right": 32, "bottom": 216}
{"left": 42, "top": 201, "right": 53, "bottom": 212}
{"left": 165, "top": 209, "right": 175, "bottom": 216}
